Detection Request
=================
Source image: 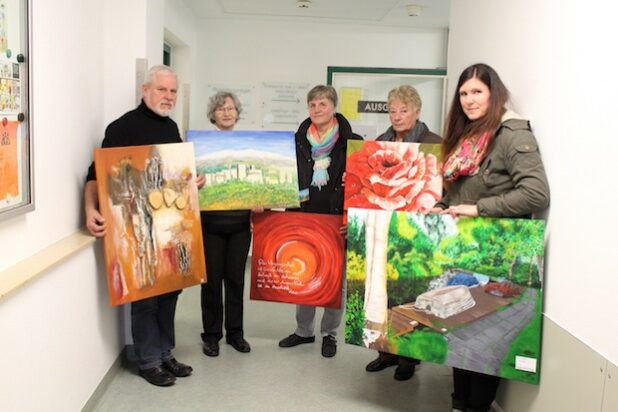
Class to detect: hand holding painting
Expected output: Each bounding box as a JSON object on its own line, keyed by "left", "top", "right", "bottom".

{"left": 84, "top": 180, "right": 106, "bottom": 237}
{"left": 439, "top": 204, "right": 479, "bottom": 217}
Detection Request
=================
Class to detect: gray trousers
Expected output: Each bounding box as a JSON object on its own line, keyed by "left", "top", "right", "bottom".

{"left": 295, "top": 276, "right": 346, "bottom": 339}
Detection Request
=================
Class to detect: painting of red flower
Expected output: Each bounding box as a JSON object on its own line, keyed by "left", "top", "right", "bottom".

{"left": 344, "top": 141, "right": 442, "bottom": 211}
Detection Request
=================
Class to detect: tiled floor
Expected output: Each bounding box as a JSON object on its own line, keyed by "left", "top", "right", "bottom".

{"left": 90, "top": 271, "right": 453, "bottom": 411}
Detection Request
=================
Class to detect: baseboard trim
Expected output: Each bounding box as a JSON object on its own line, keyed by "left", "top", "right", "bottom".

{"left": 81, "top": 347, "right": 126, "bottom": 411}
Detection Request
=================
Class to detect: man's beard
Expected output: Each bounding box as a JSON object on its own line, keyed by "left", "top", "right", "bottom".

{"left": 153, "top": 101, "right": 175, "bottom": 117}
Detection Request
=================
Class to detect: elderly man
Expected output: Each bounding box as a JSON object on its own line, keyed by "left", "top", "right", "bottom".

{"left": 84, "top": 65, "right": 196, "bottom": 387}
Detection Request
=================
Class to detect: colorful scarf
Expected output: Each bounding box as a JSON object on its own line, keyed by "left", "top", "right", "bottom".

{"left": 306, "top": 118, "right": 339, "bottom": 189}
{"left": 443, "top": 131, "right": 492, "bottom": 182}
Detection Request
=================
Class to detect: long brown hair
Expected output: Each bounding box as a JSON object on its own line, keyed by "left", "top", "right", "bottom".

{"left": 442, "top": 63, "right": 509, "bottom": 160}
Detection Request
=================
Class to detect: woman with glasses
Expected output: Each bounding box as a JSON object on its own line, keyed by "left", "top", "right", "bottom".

{"left": 200, "top": 91, "right": 253, "bottom": 357}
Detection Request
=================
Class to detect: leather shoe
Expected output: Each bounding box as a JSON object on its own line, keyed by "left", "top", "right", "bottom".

{"left": 278, "top": 333, "right": 315, "bottom": 347}
{"left": 394, "top": 363, "right": 416, "bottom": 381}
{"left": 162, "top": 358, "right": 193, "bottom": 377}
{"left": 321, "top": 335, "right": 337, "bottom": 357}
{"left": 226, "top": 336, "right": 251, "bottom": 353}
{"left": 203, "top": 340, "right": 219, "bottom": 357}
{"left": 139, "top": 366, "right": 175, "bottom": 387}
{"left": 366, "top": 353, "right": 399, "bottom": 372}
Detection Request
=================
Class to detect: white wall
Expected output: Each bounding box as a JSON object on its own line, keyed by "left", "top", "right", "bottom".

{"left": 448, "top": 0, "right": 618, "bottom": 366}
{"left": 164, "top": 0, "right": 199, "bottom": 136}
{"left": 191, "top": 17, "right": 448, "bottom": 130}
{"left": 0, "top": 0, "right": 125, "bottom": 410}
{"left": 0, "top": 0, "right": 175, "bottom": 409}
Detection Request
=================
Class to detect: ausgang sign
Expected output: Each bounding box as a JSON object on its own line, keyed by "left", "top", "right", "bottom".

{"left": 357, "top": 100, "right": 388, "bottom": 114}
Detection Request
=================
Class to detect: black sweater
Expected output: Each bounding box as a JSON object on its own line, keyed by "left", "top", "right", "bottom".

{"left": 86, "top": 100, "right": 181, "bottom": 181}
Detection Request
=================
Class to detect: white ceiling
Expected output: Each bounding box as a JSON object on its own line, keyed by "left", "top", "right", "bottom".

{"left": 182, "top": 0, "right": 450, "bottom": 29}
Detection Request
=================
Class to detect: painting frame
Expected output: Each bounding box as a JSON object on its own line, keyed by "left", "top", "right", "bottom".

{"left": 94, "top": 142, "right": 206, "bottom": 306}
{"left": 186, "top": 129, "right": 300, "bottom": 211}
{"left": 0, "top": 0, "right": 33, "bottom": 221}
{"left": 345, "top": 209, "right": 545, "bottom": 384}
{"left": 250, "top": 211, "right": 345, "bottom": 308}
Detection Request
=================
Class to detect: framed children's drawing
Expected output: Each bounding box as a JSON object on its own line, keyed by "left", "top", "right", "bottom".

{"left": 0, "top": 0, "right": 32, "bottom": 221}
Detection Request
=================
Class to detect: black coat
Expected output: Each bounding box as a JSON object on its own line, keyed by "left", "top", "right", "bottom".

{"left": 294, "top": 113, "right": 361, "bottom": 215}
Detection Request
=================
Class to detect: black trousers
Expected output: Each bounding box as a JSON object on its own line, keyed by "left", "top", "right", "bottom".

{"left": 131, "top": 290, "right": 180, "bottom": 370}
{"left": 452, "top": 368, "right": 501, "bottom": 412}
{"left": 200, "top": 225, "right": 251, "bottom": 342}
{"left": 377, "top": 351, "right": 420, "bottom": 366}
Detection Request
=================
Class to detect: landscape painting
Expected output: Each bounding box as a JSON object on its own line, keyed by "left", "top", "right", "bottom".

{"left": 186, "top": 130, "right": 300, "bottom": 211}
{"left": 345, "top": 208, "right": 545, "bottom": 384}
{"left": 344, "top": 140, "right": 442, "bottom": 212}
{"left": 95, "top": 142, "right": 206, "bottom": 306}
{"left": 250, "top": 211, "right": 344, "bottom": 308}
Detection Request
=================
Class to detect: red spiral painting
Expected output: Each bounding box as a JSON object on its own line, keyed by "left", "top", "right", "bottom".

{"left": 250, "top": 211, "right": 345, "bottom": 308}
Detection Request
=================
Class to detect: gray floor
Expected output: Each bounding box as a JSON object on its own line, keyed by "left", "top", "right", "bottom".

{"left": 91, "top": 267, "right": 453, "bottom": 411}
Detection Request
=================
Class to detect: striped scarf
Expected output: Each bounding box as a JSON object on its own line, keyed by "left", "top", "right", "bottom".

{"left": 306, "top": 118, "right": 339, "bottom": 189}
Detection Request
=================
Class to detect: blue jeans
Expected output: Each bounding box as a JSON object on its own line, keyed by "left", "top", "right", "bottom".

{"left": 131, "top": 290, "right": 181, "bottom": 369}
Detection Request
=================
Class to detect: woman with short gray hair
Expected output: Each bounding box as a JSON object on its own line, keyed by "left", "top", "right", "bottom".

{"left": 207, "top": 92, "right": 242, "bottom": 129}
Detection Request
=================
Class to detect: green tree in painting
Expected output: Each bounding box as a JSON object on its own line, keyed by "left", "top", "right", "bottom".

{"left": 345, "top": 289, "right": 365, "bottom": 346}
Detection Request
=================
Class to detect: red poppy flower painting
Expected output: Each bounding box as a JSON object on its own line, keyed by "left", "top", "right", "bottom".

{"left": 344, "top": 141, "right": 442, "bottom": 211}
{"left": 250, "top": 211, "right": 344, "bottom": 308}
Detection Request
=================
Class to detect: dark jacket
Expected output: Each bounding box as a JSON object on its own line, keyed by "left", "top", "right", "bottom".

{"left": 376, "top": 121, "right": 442, "bottom": 144}
{"left": 86, "top": 100, "right": 181, "bottom": 181}
{"left": 436, "top": 116, "right": 550, "bottom": 217}
{"left": 295, "top": 113, "right": 361, "bottom": 215}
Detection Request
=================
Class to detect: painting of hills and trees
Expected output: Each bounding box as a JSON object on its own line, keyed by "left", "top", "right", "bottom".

{"left": 186, "top": 130, "right": 300, "bottom": 211}
{"left": 345, "top": 208, "right": 545, "bottom": 384}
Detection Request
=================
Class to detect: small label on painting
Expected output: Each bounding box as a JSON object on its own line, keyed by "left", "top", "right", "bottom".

{"left": 515, "top": 356, "right": 537, "bottom": 373}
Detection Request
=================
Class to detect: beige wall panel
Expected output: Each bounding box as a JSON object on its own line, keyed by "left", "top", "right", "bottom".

{"left": 496, "top": 317, "right": 606, "bottom": 412}
{"left": 602, "top": 362, "right": 618, "bottom": 412}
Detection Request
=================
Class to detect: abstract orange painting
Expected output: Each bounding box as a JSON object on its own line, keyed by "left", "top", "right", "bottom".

{"left": 250, "top": 211, "right": 345, "bottom": 308}
{"left": 95, "top": 142, "right": 206, "bottom": 306}
{"left": 0, "top": 119, "right": 18, "bottom": 200}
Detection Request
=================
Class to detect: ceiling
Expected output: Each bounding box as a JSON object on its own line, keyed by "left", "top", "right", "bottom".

{"left": 182, "top": 0, "right": 450, "bottom": 29}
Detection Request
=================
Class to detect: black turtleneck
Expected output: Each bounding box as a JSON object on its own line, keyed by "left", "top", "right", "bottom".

{"left": 86, "top": 100, "right": 181, "bottom": 181}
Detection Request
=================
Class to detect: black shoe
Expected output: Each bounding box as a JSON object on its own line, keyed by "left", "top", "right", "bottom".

{"left": 278, "top": 333, "right": 315, "bottom": 348}
{"left": 139, "top": 366, "right": 176, "bottom": 387}
{"left": 162, "top": 358, "right": 193, "bottom": 377}
{"left": 394, "top": 363, "right": 416, "bottom": 381}
{"left": 203, "top": 340, "right": 220, "bottom": 357}
{"left": 321, "top": 335, "right": 337, "bottom": 357}
{"left": 226, "top": 336, "right": 251, "bottom": 353}
{"left": 366, "top": 354, "right": 399, "bottom": 372}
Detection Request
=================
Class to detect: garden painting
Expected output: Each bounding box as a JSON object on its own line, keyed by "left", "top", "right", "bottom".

{"left": 344, "top": 140, "right": 442, "bottom": 212}
{"left": 186, "top": 130, "right": 300, "bottom": 211}
{"left": 345, "top": 208, "right": 545, "bottom": 384}
{"left": 95, "top": 143, "right": 206, "bottom": 306}
{"left": 250, "top": 211, "right": 344, "bottom": 308}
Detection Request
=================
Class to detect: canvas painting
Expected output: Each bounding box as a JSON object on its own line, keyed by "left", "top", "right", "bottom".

{"left": 186, "top": 130, "right": 300, "bottom": 211}
{"left": 95, "top": 142, "right": 206, "bottom": 306}
{"left": 250, "top": 211, "right": 344, "bottom": 308}
{"left": 345, "top": 208, "right": 545, "bottom": 384}
{"left": 344, "top": 140, "right": 442, "bottom": 212}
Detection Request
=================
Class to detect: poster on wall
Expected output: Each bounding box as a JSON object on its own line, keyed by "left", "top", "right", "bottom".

{"left": 261, "top": 81, "right": 309, "bottom": 129}
{"left": 0, "top": 0, "right": 32, "bottom": 221}
{"left": 250, "top": 211, "right": 345, "bottom": 308}
{"left": 345, "top": 209, "right": 545, "bottom": 384}
{"left": 328, "top": 67, "right": 447, "bottom": 141}
{"left": 94, "top": 142, "right": 206, "bottom": 306}
{"left": 344, "top": 140, "right": 442, "bottom": 212}
{"left": 186, "top": 130, "right": 300, "bottom": 211}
